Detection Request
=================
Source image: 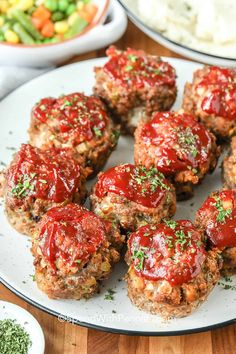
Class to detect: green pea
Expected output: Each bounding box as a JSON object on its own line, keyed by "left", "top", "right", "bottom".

{"left": 27, "top": 6, "right": 37, "bottom": 15}
{"left": 51, "top": 11, "right": 64, "bottom": 21}
{"left": 58, "top": 0, "right": 68, "bottom": 12}
{"left": 44, "top": 0, "right": 58, "bottom": 12}
{"left": 66, "top": 4, "right": 76, "bottom": 16}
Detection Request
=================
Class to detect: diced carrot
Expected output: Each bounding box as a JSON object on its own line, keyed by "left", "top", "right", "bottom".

{"left": 31, "top": 16, "right": 45, "bottom": 30}
{"left": 79, "top": 4, "right": 97, "bottom": 23}
{"left": 41, "top": 20, "right": 54, "bottom": 38}
{"left": 32, "top": 5, "right": 51, "bottom": 22}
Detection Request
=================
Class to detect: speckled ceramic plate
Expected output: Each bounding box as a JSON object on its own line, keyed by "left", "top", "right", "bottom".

{"left": 0, "top": 58, "right": 235, "bottom": 335}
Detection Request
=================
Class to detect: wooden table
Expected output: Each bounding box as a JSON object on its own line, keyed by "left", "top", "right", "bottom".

{"left": 1, "top": 21, "right": 235, "bottom": 354}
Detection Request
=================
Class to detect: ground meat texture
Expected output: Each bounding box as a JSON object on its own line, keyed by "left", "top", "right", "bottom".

{"left": 31, "top": 204, "right": 121, "bottom": 299}
{"left": 93, "top": 46, "right": 177, "bottom": 135}
{"left": 182, "top": 66, "right": 236, "bottom": 139}
{"left": 90, "top": 164, "right": 176, "bottom": 233}
{"left": 222, "top": 136, "right": 236, "bottom": 189}
{"left": 2, "top": 144, "right": 87, "bottom": 237}
{"left": 125, "top": 220, "right": 222, "bottom": 319}
{"left": 134, "top": 110, "right": 219, "bottom": 200}
{"left": 29, "top": 92, "right": 120, "bottom": 177}
{"left": 195, "top": 190, "right": 236, "bottom": 275}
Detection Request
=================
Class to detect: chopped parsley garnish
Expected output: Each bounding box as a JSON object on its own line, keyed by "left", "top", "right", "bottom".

{"left": 93, "top": 126, "right": 102, "bottom": 137}
{"left": 75, "top": 260, "right": 81, "bottom": 264}
{"left": 218, "top": 276, "right": 236, "bottom": 290}
{"left": 132, "top": 247, "right": 148, "bottom": 270}
{"left": 176, "top": 127, "right": 198, "bottom": 159}
{"left": 104, "top": 288, "right": 116, "bottom": 301}
{"left": 131, "top": 166, "right": 170, "bottom": 195}
{"left": 111, "top": 130, "right": 120, "bottom": 145}
{"left": 127, "top": 54, "right": 137, "bottom": 62}
{"left": 0, "top": 319, "right": 32, "bottom": 354}
{"left": 60, "top": 100, "right": 72, "bottom": 109}
{"left": 213, "top": 196, "right": 232, "bottom": 223}
{"left": 163, "top": 219, "right": 177, "bottom": 229}
{"left": 125, "top": 65, "right": 133, "bottom": 72}
{"left": 11, "top": 173, "right": 36, "bottom": 198}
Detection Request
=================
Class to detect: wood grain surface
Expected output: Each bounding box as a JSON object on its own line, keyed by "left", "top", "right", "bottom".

{"left": 0, "top": 20, "right": 236, "bottom": 354}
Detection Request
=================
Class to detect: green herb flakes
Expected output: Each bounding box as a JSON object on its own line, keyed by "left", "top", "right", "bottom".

{"left": 125, "top": 65, "right": 133, "bottom": 72}
{"left": 213, "top": 196, "right": 232, "bottom": 223}
{"left": 104, "top": 288, "right": 116, "bottom": 301}
{"left": 0, "top": 319, "right": 32, "bottom": 354}
{"left": 132, "top": 247, "right": 148, "bottom": 270}
{"left": 12, "top": 173, "right": 36, "bottom": 199}
{"left": 93, "top": 126, "right": 102, "bottom": 137}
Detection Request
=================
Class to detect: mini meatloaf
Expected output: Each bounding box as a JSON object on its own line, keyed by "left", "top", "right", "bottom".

{"left": 29, "top": 92, "right": 120, "bottom": 176}
{"left": 134, "top": 110, "right": 219, "bottom": 200}
{"left": 1, "top": 144, "right": 86, "bottom": 236}
{"left": 195, "top": 190, "right": 236, "bottom": 275}
{"left": 182, "top": 66, "right": 236, "bottom": 139}
{"left": 93, "top": 46, "right": 177, "bottom": 135}
{"left": 222, "top": 135, "right": 236, "bottom": 189}
{"left": 90, "top": 164, "right": 176, "bottom": 232}
{"left": 32, "top": 204, "right": 121, "bottom": 299}
{"left": 126, "top": 219, "right": 221, "bottom": 319}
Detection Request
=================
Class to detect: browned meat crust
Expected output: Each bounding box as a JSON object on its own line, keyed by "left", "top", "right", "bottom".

{"left": 182, "top": 66, "right": 236, "bottom": 139}
{"left": 126, "top": 250, "right": 221, "bottom": 319}
{"left": 32, "top": 204, "right": 122, "bottom": 299}
{"left": 222, "top": 136, "right": 236, "bottom": 189}
{"left": 93, "top": 46, "right": 177, "bottom": 135}
{"left": 29, "top": 93, "right": 120, "bottom": 178}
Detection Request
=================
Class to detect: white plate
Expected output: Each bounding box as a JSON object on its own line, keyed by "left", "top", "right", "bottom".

{"left": 0, "top": 301, "right": 45, "bottom": 354}
{"left": 0, "top": 57, "right": 235, "bottom": 335}
{"left": 118, "top": 0, "right": 236, "bottom": 68}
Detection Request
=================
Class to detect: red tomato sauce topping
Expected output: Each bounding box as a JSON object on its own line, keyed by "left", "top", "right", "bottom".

{"left": 32, "top": 93, "right": 109, "bottom": 144}
{"left": 7, "top": 144, "right": 81, "bottom": 204}
{"left": 95, "top": 164, "right": 172, "bottom": 208}
{"left": 38, "top": 204, "right": 106, "bottom": 271}
{"left": 103, "top": 46, "right": 176, "bottom": 89}
{"left": 128, "top": 220, "right": 206, "bottom": 285}
{"left": 139, "top": 111, "right": 213, "bottom": 175}
{"left": 196, "top": 190, "right": 236, "bottom": 248}
{"left": 197, "top": 67, "right": 236, "bottom": 120}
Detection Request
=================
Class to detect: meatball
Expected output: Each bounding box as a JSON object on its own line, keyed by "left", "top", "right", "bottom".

{"left": 90, "top": 164, "right": 176, "bottom": 232}
{"left": 222, "top": 136, "right": 236, "bottom": 189}
{"left": 195, "top": 190, "right": 236, "bottom": 275}
{"left": 93, "top": 46, "right": 177, "bottom": 135}
{"left": 134, "top": 110, "right": 219, "bottom": 200}
{"left": 182, "top": 66, "right": 236, "bottom": 139}
{"left": 32, "top": 204, "right": 121, "bottom": 299}
{"left": 1, "top": 144, "right": 86, "bottom": 236}
{"left": 29, "top": 92, "right": 120, "bottom": 177}
{"left": 126, "top": 220, "right": 221, "bottom": 319}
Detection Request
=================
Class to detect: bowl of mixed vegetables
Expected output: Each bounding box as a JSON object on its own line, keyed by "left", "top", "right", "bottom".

{"left": 0, "top": 0, "right": 127, "bottom": 66}
{"left": 0, "top": 0, "right": 102, "bottom": 45}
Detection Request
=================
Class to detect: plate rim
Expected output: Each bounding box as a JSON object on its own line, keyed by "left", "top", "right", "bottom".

{"left": 1, "top": 277, "right": 236, "bottom": 336}
{"left": 0, "top": 57, "right": 235, "bottom": 336}
{"left": 117, "top": 0, "right": 236, "bottom": 62}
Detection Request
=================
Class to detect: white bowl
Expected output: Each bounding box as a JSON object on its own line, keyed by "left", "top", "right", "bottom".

{"left": 119, "top": 0, "right": 236, "bottom": 67}
{"left": 0, "top": 0, "right": 127, "bottom": 67}
{"left": 0, "top": 301, "right": 45, "bottom": 354}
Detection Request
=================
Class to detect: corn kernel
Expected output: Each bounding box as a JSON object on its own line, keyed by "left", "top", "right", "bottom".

{"left": 16, "top": 0, "right": 34, "bottom": 11}
{"left": 4, "top": 30, "right": 20, "bottom": 43}
{"left": 77, "top": 1, "right": 84, "bottom": 11}
{"left": 0, "top": 0, "right": 10, "bottom": 13}
{"left": 68, "top": 12, "right": 79, "bottom": 26}
{"left": 54, "top": 21, "right": 69, "bottom": 34}
{"left": 0, "top": 16, "right": 4, "bottom": 27}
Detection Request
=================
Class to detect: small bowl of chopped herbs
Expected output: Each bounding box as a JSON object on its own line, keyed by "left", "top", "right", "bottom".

{"left": 0, "top": 301, "right": 45, "bottom": 354}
